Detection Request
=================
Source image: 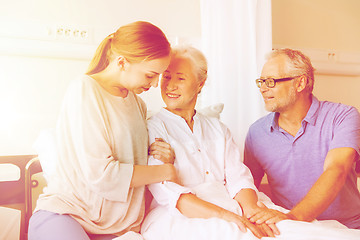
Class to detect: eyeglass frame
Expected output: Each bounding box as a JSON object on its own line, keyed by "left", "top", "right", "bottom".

{"left": 255, "top": 75, "right": 302, "bottom": 88}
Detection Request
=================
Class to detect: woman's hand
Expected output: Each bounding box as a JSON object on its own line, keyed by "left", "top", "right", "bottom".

{"left": 219, "top": 209, "right": 267, "bottom": 239}
{"left": 254, "top": 222, "right": 278, "bottom": 238}
{"left": 149, "top": 138, "right": 175, "bottom": 164}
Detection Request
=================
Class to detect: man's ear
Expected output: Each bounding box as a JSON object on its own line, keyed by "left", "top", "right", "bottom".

{"left": 296, "top": 75, "right": 307, "bottom": 93}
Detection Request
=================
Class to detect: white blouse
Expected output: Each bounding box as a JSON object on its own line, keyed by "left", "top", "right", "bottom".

{"left": 147, "top": 108, "right": 257, "bottom": 212}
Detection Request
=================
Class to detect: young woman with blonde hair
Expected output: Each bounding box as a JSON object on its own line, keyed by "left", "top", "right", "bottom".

{"left": 28, "top": 21, "right": 176, "bottom": 240}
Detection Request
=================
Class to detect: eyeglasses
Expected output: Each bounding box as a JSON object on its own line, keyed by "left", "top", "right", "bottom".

{"left": 255, "top": 75, "right": 302, "bottom": 88}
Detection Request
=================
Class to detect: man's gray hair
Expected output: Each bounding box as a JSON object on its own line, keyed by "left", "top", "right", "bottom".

{"left": 268, "top": 48, "right": 315, "bottom": 94}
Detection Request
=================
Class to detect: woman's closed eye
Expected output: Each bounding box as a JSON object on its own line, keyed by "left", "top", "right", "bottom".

{"left": 146, "top": 74, "right": 156, "bottom": 79}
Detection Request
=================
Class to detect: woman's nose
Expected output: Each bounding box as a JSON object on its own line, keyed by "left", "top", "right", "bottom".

{"left": 166, "top": 82, "right": 177, "bottom": 91}
{"left": 150, "top": 77, "right": 159, "bottom": 88}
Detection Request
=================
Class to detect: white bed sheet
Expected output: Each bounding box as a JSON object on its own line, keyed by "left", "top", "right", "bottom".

{"left": 142, "top": 182, "right": 360, "bottom": 240}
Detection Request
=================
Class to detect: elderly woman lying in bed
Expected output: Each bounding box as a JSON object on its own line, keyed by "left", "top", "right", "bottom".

{"left": 142, "top": 45, "right": 360, "bottom": 240}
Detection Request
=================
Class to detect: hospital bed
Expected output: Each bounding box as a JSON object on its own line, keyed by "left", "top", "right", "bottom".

{"left": 0, "top": 155, "right": 41, "bottom": 240}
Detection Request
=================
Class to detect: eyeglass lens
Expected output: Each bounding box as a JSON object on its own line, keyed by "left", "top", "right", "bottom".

{"left": 256, "top": 79, "right": 275, "bottom": 88}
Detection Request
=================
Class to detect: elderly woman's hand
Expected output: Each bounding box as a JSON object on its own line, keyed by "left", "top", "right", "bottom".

{"left": 148, "top": 138, "right": 175, "bottom": 164}
{"left": 219, "top": 209, "right": 267, "bottom": 239}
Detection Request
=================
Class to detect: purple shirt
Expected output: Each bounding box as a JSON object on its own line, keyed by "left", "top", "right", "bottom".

{"left": 244, "top": 95, "right": 360, "bottom": 228}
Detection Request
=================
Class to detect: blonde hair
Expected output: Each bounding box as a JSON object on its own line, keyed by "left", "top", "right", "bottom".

{"left": 268, "top": 48, "right": 315, "bottom": 94}
{"left": 171, "top": 45, "right": 208, "bottom": 83}
{"left": 86, "top": 21, "right": 171, "bottom": 75}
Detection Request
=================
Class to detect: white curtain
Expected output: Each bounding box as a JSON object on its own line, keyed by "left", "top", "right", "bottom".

{"left": 199, "top": 0, "right": 272, "bottom": 151}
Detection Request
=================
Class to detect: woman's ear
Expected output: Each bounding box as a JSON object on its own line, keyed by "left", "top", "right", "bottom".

{"left": 198, "top": 79, "right": 206, "bottom": 94}
{"left": 116, "top": 56, "right": 127, "bottom": 70}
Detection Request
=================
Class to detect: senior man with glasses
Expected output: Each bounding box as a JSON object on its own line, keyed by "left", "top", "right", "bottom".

{"left": 244, "top": 48, "right": 360, "bottom": 229}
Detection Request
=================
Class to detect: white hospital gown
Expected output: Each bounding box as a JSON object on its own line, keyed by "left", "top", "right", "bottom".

{"left": 141, "top": 108, "right": 360, "bottom": 240}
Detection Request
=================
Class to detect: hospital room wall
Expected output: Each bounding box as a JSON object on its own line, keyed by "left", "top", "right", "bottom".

{"left": 272, "top": 0, "right": 360, "bottom": 111}
{"left": 1, "top": 0, "right": 359, "bottom": 156}
{"left": 0, "top": 0, "right": 201, "bottom": 155}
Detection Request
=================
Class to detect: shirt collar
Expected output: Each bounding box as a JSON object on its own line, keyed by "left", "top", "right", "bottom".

{"left": 268, "top": 94, "right": 320, "bottom": 132}
{"left": 269, "top": 112, "right": 278, "bottom": 132}
{"left": 160, "top": 108, "right": 199, "bottom": 121}
{"left": 160, "top": 108, "right": 181, "bottom": 120}
{"left": 303, "top": 95, "right": 320, "bottom": 126}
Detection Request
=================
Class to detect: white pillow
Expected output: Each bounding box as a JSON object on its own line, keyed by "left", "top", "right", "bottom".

{"left": 32, "top": 128, "right": 58, "bottom": 181}
{"left": 197, "top": 103, "right": 224, "bottom": 119}
{"left": 147, "top": 103, "right": 224, "bottom": 120}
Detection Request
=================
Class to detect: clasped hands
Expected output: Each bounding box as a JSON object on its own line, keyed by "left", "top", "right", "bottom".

{"left": 148, "top": 138, "right": 178, "bottom": 183}
{"left": 243, "top": 201, "right": 296, "bottom": 238}
{"left": 148, "top": 138, "right": 176, "bottom": 164}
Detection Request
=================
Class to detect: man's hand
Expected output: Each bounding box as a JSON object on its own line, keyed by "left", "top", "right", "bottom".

{"left": 247, "top": 201, "right": 296, "bottom": 226}
{"left": 148, "top": 138, "right": 175, "bottom": 164}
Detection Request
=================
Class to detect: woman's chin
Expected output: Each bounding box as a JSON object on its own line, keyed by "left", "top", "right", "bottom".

{"left": 163, "top": 101, "right": 180, "bottom": 110}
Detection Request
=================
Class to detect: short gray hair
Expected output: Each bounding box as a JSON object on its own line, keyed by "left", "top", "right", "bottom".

{"left": 171, "top": 45, "right": 208, "bottom": 83}
{"left": 268, "top": 48, "right": 315, "bottom": 94}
